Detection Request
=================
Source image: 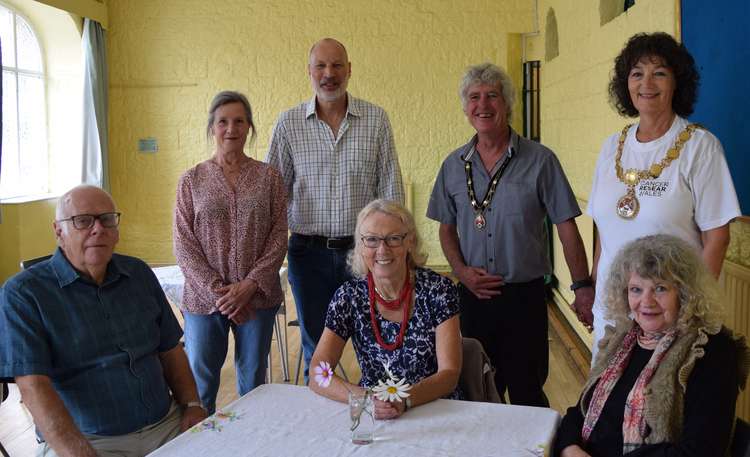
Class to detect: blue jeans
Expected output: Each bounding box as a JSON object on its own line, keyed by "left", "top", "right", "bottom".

{"left": 287, "top": 234, "right": 353, "bottom": 383}
{"left": 183, "top": 307, "right": 278, "bottom": 414}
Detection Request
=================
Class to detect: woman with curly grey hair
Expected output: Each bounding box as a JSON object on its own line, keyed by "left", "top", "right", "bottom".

{"left": 587, "top": 32, "right": 741, "bottom": 353}
{"left": 555, "top": 234, "right": 748, "bottom": 457}
{"left": 309, "top": 199, "right": 462, "bottom": 420}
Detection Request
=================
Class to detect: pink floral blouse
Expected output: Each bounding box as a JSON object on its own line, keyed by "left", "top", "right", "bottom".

{"left": 174, "top": 158, "right": 288, "bottom": 314}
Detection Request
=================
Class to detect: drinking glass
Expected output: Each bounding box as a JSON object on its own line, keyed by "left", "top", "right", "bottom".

{"left": 348, "top": 391, "right": 374, "bottom": 445}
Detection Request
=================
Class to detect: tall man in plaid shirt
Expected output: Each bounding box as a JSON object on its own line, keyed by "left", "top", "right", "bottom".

{"left": 266, "top": 38, "right": 404, "bottom": 380}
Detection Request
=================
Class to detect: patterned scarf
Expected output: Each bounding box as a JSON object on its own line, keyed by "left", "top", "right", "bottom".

{"left": 582, "top": 324, "right": 678, "bottom": 453}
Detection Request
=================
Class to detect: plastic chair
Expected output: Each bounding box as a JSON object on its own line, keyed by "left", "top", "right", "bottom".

{"left": 0, "top": 382, "right": 9, "bottom": 457}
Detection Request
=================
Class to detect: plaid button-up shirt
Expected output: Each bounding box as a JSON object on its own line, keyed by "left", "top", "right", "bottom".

{"left": 266, "top": 94, "right": 404, "bottom": 237}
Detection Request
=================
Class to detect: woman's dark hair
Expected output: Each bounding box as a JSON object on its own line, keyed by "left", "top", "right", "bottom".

{"left": 608, "top": 32, "right": 699, "bottom": 118}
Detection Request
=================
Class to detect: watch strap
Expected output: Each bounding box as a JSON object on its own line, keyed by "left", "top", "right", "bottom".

{"left": 570, "top": 278, "right": 594, "bottom": 291}
{"left": 185, "top": 401, "right": 205, "bottom": 411}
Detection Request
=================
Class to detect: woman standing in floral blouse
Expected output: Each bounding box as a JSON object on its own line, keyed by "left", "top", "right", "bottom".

{"left": 174, "top": 91, "right": 287, "bottom": 414}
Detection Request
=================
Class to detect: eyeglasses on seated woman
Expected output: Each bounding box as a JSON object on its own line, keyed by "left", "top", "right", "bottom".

{"left": 309, "top": 198, "right": 463, "bottom": 419}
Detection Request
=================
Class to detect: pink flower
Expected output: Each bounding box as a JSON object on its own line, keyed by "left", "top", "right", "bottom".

{"left": 314, "top": 361, "right": 334, "bottom": 387}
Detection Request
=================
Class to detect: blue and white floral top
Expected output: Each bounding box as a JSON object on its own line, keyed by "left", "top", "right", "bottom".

{"left": 325, "top": 267, "right": 462, "bottom": 399}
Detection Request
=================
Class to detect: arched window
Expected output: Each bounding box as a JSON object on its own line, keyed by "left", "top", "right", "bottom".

{"left": 0, "top": 3, "right": 47, "bottom": 199}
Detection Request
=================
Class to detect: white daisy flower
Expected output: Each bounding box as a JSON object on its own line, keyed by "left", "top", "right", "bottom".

{"left": 372, "top": 377, "right": 412, "bottom": 402}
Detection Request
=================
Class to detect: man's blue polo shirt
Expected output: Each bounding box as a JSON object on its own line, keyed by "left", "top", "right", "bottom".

{"left": 0, "top": 248, "right": 183, "bottom": 436}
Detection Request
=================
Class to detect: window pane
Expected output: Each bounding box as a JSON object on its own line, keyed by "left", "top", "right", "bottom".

{"left": 0, "top": 6, "right": 15, "bottom": 67}
{"left": 16, "top": 15, "right": 42, "bottom": 72}
{"left": 1, "top": 70, "right": 19, "bottom": 197}
{"left": 18, "top": 74, "right": 47, "bottom": 195}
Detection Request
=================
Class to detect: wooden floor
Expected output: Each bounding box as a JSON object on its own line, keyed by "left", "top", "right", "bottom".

{"left": 0, "top": 292, "right": 588, "bottom": 456}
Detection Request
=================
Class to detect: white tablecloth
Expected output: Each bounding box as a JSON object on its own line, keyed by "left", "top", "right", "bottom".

{"left": 148, "top": 384, "right": 559, "bottom": 457}
{"left": 151, "top": 265, "right": 186, "bottom": 306}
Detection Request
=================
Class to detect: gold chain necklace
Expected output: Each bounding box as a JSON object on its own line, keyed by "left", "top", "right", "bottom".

{"left": 614, "top": 123, "right": 699, "bottom": 219}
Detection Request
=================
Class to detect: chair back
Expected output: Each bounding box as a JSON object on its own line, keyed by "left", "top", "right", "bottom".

{"left": 732, "top": 417, "right": 750, "bottom": 457}
{"left": 20, "top": 254, "right": 53, "bottom": 270}
{"left": 0, "top": 381, "right": 9, "bottom": 457}
{"left": 459, "top": 337, "right": 502, "bottom": 403}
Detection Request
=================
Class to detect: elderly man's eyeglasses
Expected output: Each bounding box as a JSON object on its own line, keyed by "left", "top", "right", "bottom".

{"left": 360, "top": 233, "right": 408, "bottom": 248}
{"left": 57, "top": 212, "right": 121, "bottom": 230}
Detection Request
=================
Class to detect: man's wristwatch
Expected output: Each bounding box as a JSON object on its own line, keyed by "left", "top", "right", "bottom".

{"left": 570, "top": 278, "right": 594, "bottom": 291}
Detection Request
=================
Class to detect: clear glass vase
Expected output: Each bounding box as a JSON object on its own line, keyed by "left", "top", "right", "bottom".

{"left": 348, "top": 391, "right": 375, "bottom": 445}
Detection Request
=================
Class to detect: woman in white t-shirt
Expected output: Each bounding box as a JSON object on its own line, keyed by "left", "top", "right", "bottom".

{"left": 584, "top": 32, "right": 740, "bottom": 355}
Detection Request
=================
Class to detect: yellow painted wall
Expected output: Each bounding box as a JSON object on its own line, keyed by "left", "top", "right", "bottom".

{"left": 527, "top": 0, "right": 750, "bottom": 274}
{"left": 105, "top": 0, "right": 535, "bottom": 265}
{"left": 0, "top": 206, "right": 20, "bottom": 282}
{"left": 5, "top": 0, "right": 745, "bottom": 285}
{"left": 0, "top": 199, "right": 58, "bottom": 282}
{"left": 728, "top": 222, "right": 750, "bottom": 268}
{"left": 525, "top": 0, "right": 677, "bottom": 200}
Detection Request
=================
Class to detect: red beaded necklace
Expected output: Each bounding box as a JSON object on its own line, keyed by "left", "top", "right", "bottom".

{"left": 367, "top": 271, "right": 412, "bottom": 351}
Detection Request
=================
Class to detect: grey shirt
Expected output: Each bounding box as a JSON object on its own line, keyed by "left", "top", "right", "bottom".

{"left": 427, "top": 129, "right": 580, "bottom": 283}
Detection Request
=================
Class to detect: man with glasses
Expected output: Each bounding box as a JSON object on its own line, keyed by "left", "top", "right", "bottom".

{"left": 0, "top": 185, "right": 206, "bottom": 457}
{"left": 266, "top": 38, "right": 404, "bottom": 382}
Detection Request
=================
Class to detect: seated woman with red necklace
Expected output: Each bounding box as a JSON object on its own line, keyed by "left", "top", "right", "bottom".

{"left": 309, "top": 199, "right": 462, "bottom": 419}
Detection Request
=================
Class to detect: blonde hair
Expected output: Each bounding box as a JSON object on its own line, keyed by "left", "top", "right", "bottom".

{"left": 347, "top": 199, "right": 428, "bottom": 278}
{"left": 604, "top": 234, "right": 723, "bottom": 333}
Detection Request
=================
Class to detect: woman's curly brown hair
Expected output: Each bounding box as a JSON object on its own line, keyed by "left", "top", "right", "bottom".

{"left": 609, "top": 32, "right": 700, "bottom": 118}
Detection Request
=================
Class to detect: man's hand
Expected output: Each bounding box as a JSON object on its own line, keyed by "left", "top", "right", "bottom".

{"left": 571, "top": 286, "right": 594, "bottom": 329}
{"left": 180, "top": 405, "right": 208, "bottom": 432}
{"left": 216, "top": 278, "right": 258, "bottom": 323}
{"left": 455, "top": 266, "right": 504, "bottom": 299}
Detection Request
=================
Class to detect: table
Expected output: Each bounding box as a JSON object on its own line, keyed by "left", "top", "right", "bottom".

{"left": 151, "top": 265, "right": 187, "bottom": 306}
{"left": 148, "top": 384, "right": 560, "bottom": 457}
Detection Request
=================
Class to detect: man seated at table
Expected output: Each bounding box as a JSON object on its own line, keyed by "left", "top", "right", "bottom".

{"left": 0, "top": 185, "right": 207, "bottom": 457}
